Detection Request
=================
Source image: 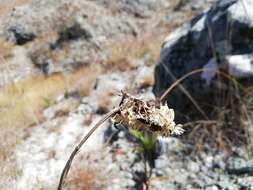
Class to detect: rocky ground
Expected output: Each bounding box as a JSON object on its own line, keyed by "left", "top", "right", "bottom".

{"left": 0, "top": 0, "right": 253, "bottom": 190}
{"left": 14, "top": 66, "right": 253, "bottom": 190}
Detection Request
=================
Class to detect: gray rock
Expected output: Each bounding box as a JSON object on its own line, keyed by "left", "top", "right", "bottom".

{"left": 218, "top": 179, "right": 238, "bottom": 190}
{"left": 131, "top": 162, "right": 145, "bottom": 173}
{"left": 187, "top": 161, "right": 200, "bottom": 172}
{"left": 159, "top": 137, "right": 185, "bottom": 154}
{"left": 153, "top": 168, "right": 166, "bottom": 176}
{"left": 97, "top": 0, "right": 170, "bottom": 18}
{"left": 204, "top": 185, "right": 219, "bottom": 190}
{"left": 227, "top": 156, "right": 253, "bottom": 175}
{"left": 43, "top": 107, "right": 55, "bottom": 120}
{"left": 155, "top": 155, "right": 168, "bottom": 169}
{"left": 123, "top": 178, "right": 136, "bottom": 187}
{"left": 41, "top": 59, "right": 55, "bottom": 75}
{"left": 238, "top": 178, "right": 253, "bottom": 190}
{"left": 227, "top": 157, "right": 248, "bottom": 170}
{"left": 7, "top": 25, "right": 36, "bottom": 45}
{"left": 226, "top": 54, "right": 253, "bottom": 78}
{"left": 174, "top": 169, "right": 188, "bottom": 184}
{"left": 153, "top": 0, "right": 253, "bottom": 113}
{"left": 1, "top": 0, "right": 141, "bottom": 75}
{"left": 202, "top": 174, "right": 215, "bottom": 186}
{"left": 151, "top": 181, "right": 176, "bottom": 190}
{"left": 0, "top": 46, "right": 33, "bottom": 86}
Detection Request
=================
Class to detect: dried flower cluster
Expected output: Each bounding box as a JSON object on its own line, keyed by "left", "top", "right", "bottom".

{"left": 58, "top": 92, "right": 184, "bottom": 190}
{"left": 112, "top": 92, "right": 184, "bottom": 136}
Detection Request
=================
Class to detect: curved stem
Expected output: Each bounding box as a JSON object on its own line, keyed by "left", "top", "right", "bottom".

{"left": 161, "top": 64, "right": 209, "bottom": 120}
{"left": 158, "top": 67, "right": 238, "bottom": 103}
{"left": 57, "top": 107, "right": 120, "bottom": 190}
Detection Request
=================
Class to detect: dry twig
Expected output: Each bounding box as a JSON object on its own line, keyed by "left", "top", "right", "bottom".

{"left": 57, "top": 108, "right": 120, "bottom": 190}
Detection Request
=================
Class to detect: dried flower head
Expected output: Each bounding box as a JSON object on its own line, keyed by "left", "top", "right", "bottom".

{"left": 112, "top": 92, "right": 184, "bottom": 137}
{"left": 58, "top": 91, "right": 184, "bottom": 190}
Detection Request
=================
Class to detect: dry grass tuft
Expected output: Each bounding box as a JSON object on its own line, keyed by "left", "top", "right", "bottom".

{"left": 104, "top": 34, "right": 164, "bottom": 71}
{"left": 0, "top": 65, "right": 101, "bottom": 128}
{"left": 96, "top": 90, "right": 116, "bottom": 114}
{"left": 238, "top": 84, "right": 253, "bottom": 152}
{"left": 185, "top": 77, "right": 252, "bottom": 152}
{"left": 157, "top": 67, "right": 253, "bottom": 152}
{"left": 66, "top": 167, "right": 107, "bottom": 190}
{"left": 67, "top": 169, "right": 96, "bottom": 190}
{"left": 0, "top": 127, "right": 21, "bottom": 189}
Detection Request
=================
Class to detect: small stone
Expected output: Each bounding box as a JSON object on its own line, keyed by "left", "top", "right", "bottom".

{"left": 8, "top": 26, "right": 36, "bottom": 45}
{"left": 204, "top": 185, "right": 219, "bottom": 190}
{"left": 155, "top": 155, "right": 168, "bottom": 169}
{"left": 153, "top": 168, "right": 166, "bottom": 176}
{"left": 187, "top": 161, "right": 200, "bottom": 173}
{"left": 43, "top": 107, "right": 55, "bottom": 119}
{"left": 123, "top": 178, "right": 136, "bottom": 187}
{"left": 118, "top": 131, "right": 125, "bottom": 138}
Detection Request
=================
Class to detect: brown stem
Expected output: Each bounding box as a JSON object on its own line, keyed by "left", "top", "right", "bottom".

{"left": 57, "top": 107, "right": 120, "bottom": 190}
{"left": 161, "top": 63, "right": 209, "bottom": 120}
{"left": 158, "top": 68, "right": 238, "bottom": 103}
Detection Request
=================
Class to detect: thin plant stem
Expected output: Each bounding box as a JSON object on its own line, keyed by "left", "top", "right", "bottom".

{"left": 158, "top": 68, "right": 239, "bottom": 104}
{"left": 57, "top": 107, "right": 120, "bottom": 190}
{"left": 161, "top": 63, "right": 209, "bottom": 120}
{"left": 143, "top": 153, "right": 149, "bottom": 190}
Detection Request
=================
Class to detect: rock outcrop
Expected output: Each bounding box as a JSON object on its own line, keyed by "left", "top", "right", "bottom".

{"left": 153, "top": 0, "right": 253, "bottom": 115}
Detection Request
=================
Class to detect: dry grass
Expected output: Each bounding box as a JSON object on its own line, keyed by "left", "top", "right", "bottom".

{"left": 0, "top": 127, "right": 21, "bottom": 189}
{"left": 96, "top": 90, "right": 116, "bottom": 115}
{"left": 104, "top": 33, "right": 164, "bottom": 71}
{"left": 0, "top": 38, "right": 15, "bottom": 60}
{"left": 67, "top": 169, "right": 95, "bottom": 190}
{"left": 158, "top": 66, "right": 253, "bottom": 152}
{"left": 137, "top": 72, "right": 154, "bottom": 89}
{"left": 96, "top": 96, "right": 112, "bottom": 115}
{"left": 0, "top": 65, "right": 101, "bottom": 128}
{"left": 66, "top": 168, "right": 107, "bottom": 190}
{"left": 184, "top": 78, "right": 253, "bottom": 153}
{"left": 238, "top": 85, "right": 253, "bottom": 152}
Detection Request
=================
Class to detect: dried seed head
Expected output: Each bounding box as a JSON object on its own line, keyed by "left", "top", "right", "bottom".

{"left": 112, "top": 92, "right": 184, "bottom": 137}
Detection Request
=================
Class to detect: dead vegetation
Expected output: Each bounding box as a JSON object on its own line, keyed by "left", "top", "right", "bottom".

{"left": 66, "top": 166, "right": 109, "bottom": 190}
{"left": 186, "top": 86, "right": 253, "bottom": 154}
{"left": 0, "top": 127, "right": 21, "bottom": 190}
{"left": 0, "top": 38, "right": 15, "bottom": 60}
{"left": 104, "top": 33, "right": 165, "bottom": 71}
{"left": 0, "top": 64, "right": 101, "bottom": 128}
{"left": 161, "top": 68, "right": 253, "bottom": 153}
{"left": 67, "top": 169, "right": 96, "bottom": 190}
{"left": 96, "top": 92, "right": 113, "bottom": 114}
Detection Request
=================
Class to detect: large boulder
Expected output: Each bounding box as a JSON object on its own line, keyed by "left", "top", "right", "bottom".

{"left": 153, "top": 0, "right": 253, "bottom": 117}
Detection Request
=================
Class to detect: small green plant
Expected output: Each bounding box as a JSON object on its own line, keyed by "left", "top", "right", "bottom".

{"left": 41, "top": 96, "right": 53, "bottom": 109}
{"left": 130, "top": 129, "right": 157, "bottom": 153}
{"left": 129, "top": 129, "right": 158, "bottom": 190}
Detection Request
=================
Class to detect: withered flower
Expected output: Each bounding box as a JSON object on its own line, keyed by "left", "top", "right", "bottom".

{"left": 112, "top": 92, "right": 184, "bottom": 137}
{"left": 58, "top": 92, "right": 183, "bottom": 190}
